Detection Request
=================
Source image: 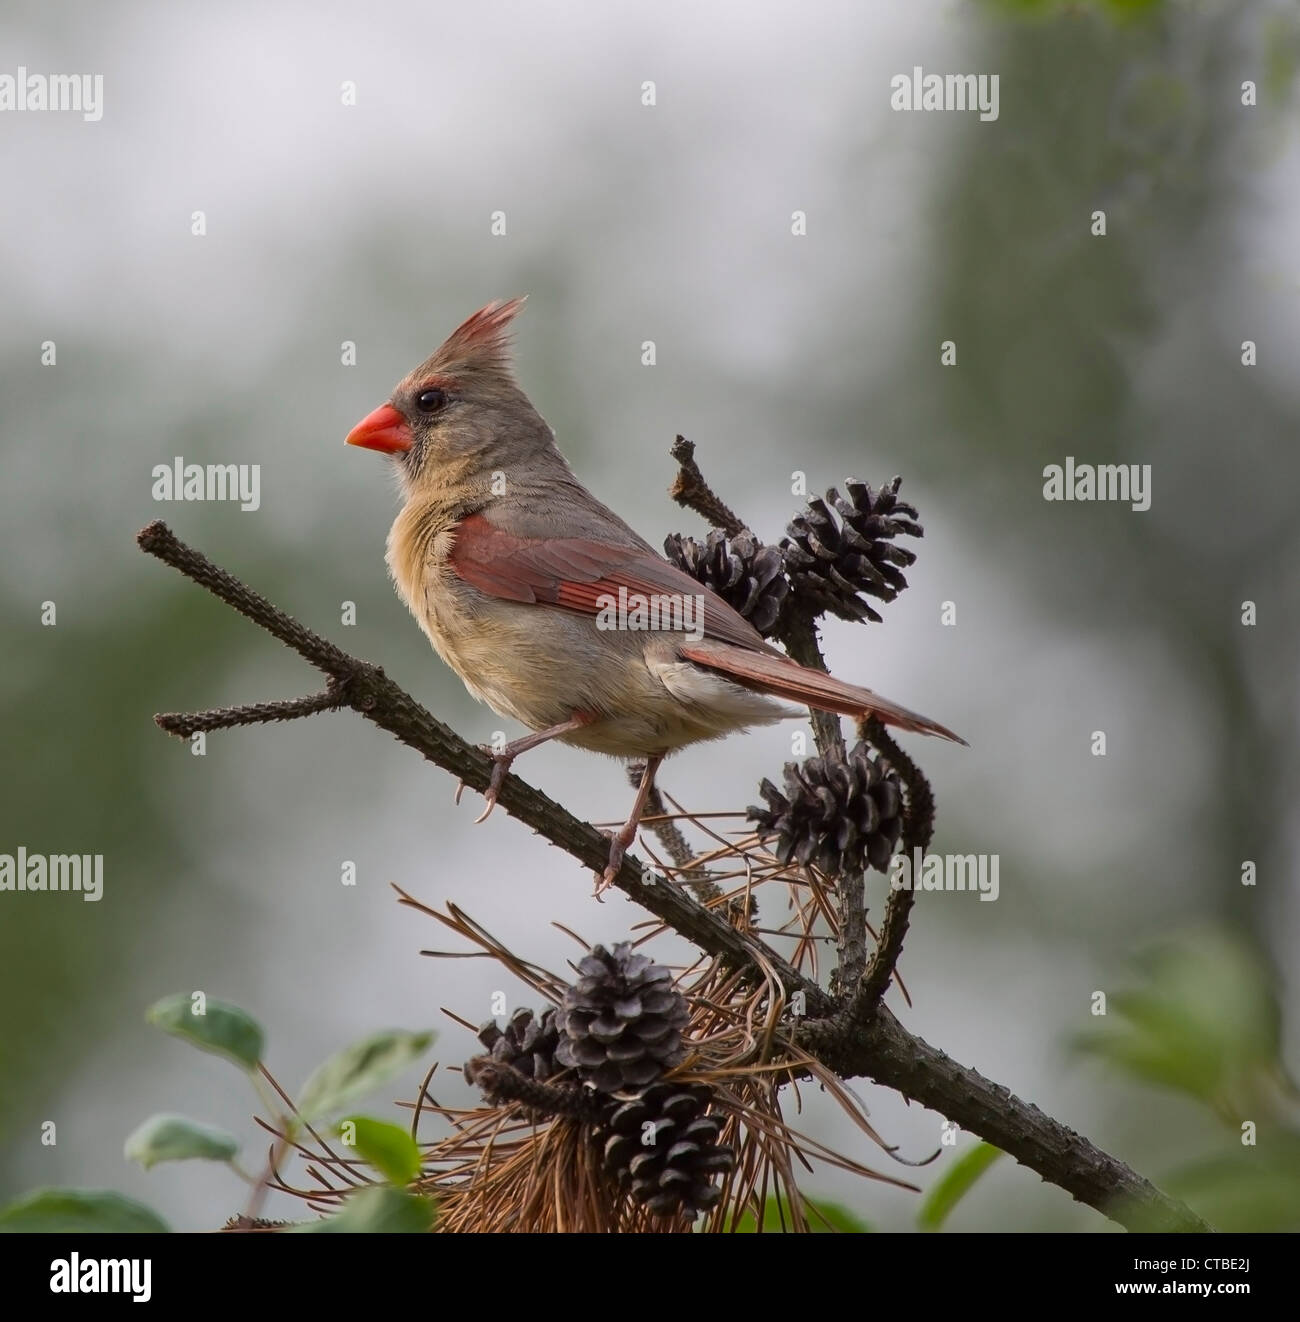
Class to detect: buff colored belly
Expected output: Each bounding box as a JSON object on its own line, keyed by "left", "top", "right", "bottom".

{"left": 414, "top": 575, "right": 790, "bottom": 757}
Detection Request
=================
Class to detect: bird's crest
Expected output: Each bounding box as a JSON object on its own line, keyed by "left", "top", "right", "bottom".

{"left": 420, "top": 297, "right": 527, "bottom": 382}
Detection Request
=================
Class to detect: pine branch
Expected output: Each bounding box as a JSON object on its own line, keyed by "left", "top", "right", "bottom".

{"left": 667, "top": 445, "right": 864, "bottom": 994}
{"left": 463, "top": 1058, "right": 603, "bottom": 1120}
{"left": 856, "top": 715, "right": 931, "bottom": 1008}
{"left": 136, "top": 518, "right": 1210, "bottom": 1233}
{"left": 137, "top": 520, "right": 785, "bottom": 981}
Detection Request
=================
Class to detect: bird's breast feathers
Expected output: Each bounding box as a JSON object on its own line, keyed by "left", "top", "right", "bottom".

{"left": 384, "top": 504, "right": 788, "bottom": 754}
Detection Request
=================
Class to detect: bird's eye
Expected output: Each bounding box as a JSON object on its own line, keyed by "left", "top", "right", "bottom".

{"left": 416, "top": 387, "right": 447, "bottom": 414}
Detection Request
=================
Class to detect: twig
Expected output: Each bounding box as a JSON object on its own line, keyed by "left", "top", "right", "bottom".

{"left": 772, "top": 608, "right": 848, "bottom": 765}
{"left": 137, "top": 523, "right": 357, "bottom": 674}
{"left": 463, "top": 1058, "right": 604, "bottom": 1120}
{"left": 157, "top": 688, "right": 344, "bottom": 737}
{"left": 668, "top": 436, "right": 747, "bottom": 537}
{"left": 241, "top": 1064, "right": 297, "bottom": 1222}
{"left": 776, "top": 603, "right": 867, "bottom": 995}
{"left": 136, "top": 520, "right": 1210, "bottom": 1232}
{"left": 855, "top": 716, "right": 931, "bottom": 1007}
{"left": 666, "top": 445, "right": 865, "bottom": 994}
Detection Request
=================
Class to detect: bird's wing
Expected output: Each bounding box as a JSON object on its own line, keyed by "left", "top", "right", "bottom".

{"left": 678, "top": 638, "right": 967, "bottom": 743}
{"left": 450, "top": 513, "right": 965, "bottom": 743}
{"left": 448, "top": 512, "right": 781, "bottom": 654}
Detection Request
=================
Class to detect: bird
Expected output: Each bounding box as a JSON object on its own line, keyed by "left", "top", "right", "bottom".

{"left": 346, "top": 298, "right": 964, "bottom": 893}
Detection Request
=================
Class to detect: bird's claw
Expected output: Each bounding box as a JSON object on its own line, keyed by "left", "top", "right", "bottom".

{"left": 457, "top": 747, "right": 513, "bottom": 823}
{"left": 594, "top": 831, "right": 628, "bottom": 898}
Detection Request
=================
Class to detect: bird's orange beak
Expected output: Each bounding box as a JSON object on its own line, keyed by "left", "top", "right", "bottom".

{"left": 346, "top": 403, "right": 413, "bottom": 454}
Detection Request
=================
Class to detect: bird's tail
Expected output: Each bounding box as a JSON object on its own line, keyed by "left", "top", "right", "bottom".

{"left": 679, "top": 639, "right": 967, "bottom": 745}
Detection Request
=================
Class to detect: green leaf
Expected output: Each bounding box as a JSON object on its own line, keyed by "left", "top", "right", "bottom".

{"left": 1073, "top": 929, "right": 1281, "bottom": 1105}
{"left": 337, "top": 1115, "right": 422, "bottom": 1186}
{"left": 1154, "top": 1133, "right": 1300, "bottom": 1233}
{"left": 1264, "top": 15, "right": 1300, "bottom": 106}
{"left": 291, "top": 1187, "right": 435, "bottom": 1234}
{"left": 730, "top": 1193, "right": 871, "bottom": 1232}
{"left": 146, "top": 993, "right": 265, "bottom": 1072}
{"left": 296, "top": 1029, "right": 433, "bottom": 1124}
{"left": 801, "top": 1198, "right": 871, "bottom": 1232}
{"left": 918, "top": 1142, "right": 1003, "bottom": 1230}
{"left": 0, "top": 1189, "right": 170, "bottom": 1233}
{"left": 986, "top": 0, "right": 1164, "bottom": 15}
{"left": 124, "top": 1113, "right": 239, "bottom": 1170}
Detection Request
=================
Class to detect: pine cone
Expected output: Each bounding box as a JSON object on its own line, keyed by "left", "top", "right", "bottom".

{"left": 595, "top": 1081, "right": 734, "bottom": 1219}
{"left": 473, "top": 1006, "right": 561, "bottom": 1082}
{"left": 663, "top": 529, "right": 789, "bottom": 637}
{"left": 748, "top": 740, "right": 903, "bottom": 877}
{"left": 781, "top": 478, "right": 921, "bottom": 624}
{"left": 554, "top": 944, "right": 689, "bottom": 1093}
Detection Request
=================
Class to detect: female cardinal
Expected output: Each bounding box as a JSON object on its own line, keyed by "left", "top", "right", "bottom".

{"left": 347, "top": 298, "right": 964, "bottom": 892}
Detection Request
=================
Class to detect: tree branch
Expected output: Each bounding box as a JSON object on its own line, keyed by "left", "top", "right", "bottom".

{"left": 855, "top": 716, "right": 930, "bottom": 1008}
{"left": 136, "top": 518, "right": 1210, "bottom": 1232}
{"left": 794, "top": 1003, "right": 1207, "bottom": 1232}
{"left": 156, "top": 688, "right": 345, "bottom": 737}
{"left": 667, "top": 444, "right": 866, "bottom": 994}
{"left": 137, "top": 520, "right": 783, "bottom": 981}
{"left": 776, "top": 605, "right": 867, "bottom": 994}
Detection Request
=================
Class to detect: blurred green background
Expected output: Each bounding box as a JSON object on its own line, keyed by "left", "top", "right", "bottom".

{"left": 1, "top": 0, "right": 1297, "bottom": 1230}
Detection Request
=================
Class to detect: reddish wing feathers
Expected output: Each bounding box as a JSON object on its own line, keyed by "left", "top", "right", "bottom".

{"left": 448, "top": 513, "right": 777, "bottom": 654}
{"left": 448, "top": 514, "right": 965, "bottom": 744}
{"left": 680, "top": 639, "right": 967, "bottom": 744}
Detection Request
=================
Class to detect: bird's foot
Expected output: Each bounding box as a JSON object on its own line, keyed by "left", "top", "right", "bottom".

{"left": 454, "top": 747, "right": 514, "bottom": 823}
{"left": 593, "top": 751, "right": 663, "bottom": 897}
{"left": 594, "top": 828, "right": 634, "bottom": 897}
{"left": 454, "top": 717, "right": 595, "bottom": 822}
